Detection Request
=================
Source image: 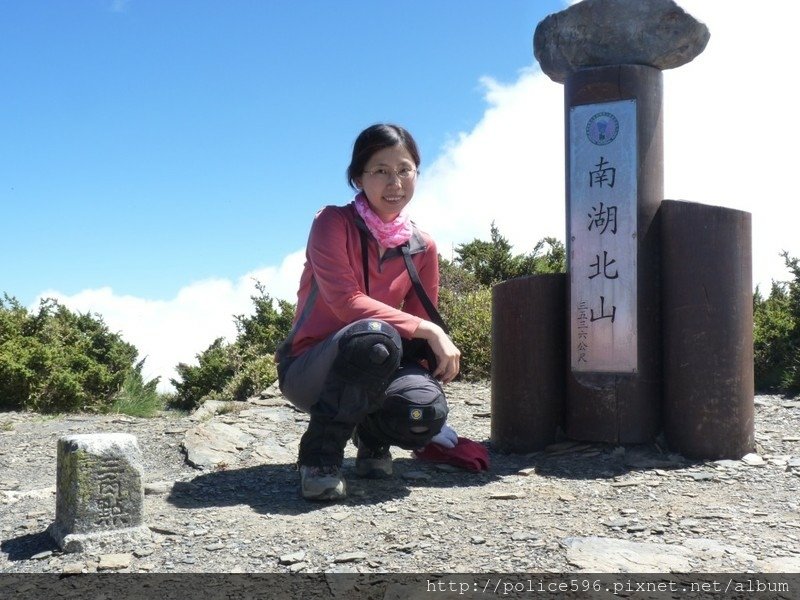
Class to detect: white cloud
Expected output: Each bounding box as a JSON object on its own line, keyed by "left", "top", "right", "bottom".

{"left": 416, "top": 0, "right": 800, "bottom": 293}
{"left": 40, "top": 0, "right": 800, "bottom": 392}
{"left": 413, "top": 68, "right": 566, "bottom": 261}
{"left": 35, "top": 249, "right": 305, "bottom": 392}
{"left": 663, "top": 0, "right": 800, "bottom": 293}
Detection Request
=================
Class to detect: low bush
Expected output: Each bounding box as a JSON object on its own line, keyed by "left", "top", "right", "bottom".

{"left": 110, "top": 359, "right": 163, "bottom": 417}
{"left": 440, "top": 226, "right": 566, "bottom": 380}
{"left": 170, "top": 338, "right": 237, "bottom": 411}
{"left": 754, "top": 252, "right": 800, "bottom": 394}
{"left": 439, "top": 287, "right": 492, "bottom": 381}
{"left": 0, "top": 294, "right": 151, "bottom": 414}
{"left": 169, "top": 284, "right": 294, "bottom": 411}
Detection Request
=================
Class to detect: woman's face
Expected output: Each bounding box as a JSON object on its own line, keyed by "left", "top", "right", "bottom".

{"left": 355, "top": 144, "right": 417, "bottom": 222}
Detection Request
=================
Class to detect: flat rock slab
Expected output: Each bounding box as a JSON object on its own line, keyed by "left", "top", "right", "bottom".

{"left": 182, "top": 421, "right": 255, "bottom": 469}
{"left": 563, "top": 536, "right": 693, "bottom": 572}
{"left": 97, "top": 553, "right": 133, "bottom": 571}
{"left": 252, "top": 442, "right": 296, "bottom": 464}
{"left": 757, "top": 556, "right": 800, "bottom": 572}
{"left": 534, "top": 0, "right": 710, "bottom": 83}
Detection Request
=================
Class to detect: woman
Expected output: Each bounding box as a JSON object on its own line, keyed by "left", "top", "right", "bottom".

{"left": 276, "top": 123, "right": 461, "bottom": 501}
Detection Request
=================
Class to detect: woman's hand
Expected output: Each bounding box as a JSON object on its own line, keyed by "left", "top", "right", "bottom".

{"left": 414, "top": 320, "right": 461, "bottom": 383}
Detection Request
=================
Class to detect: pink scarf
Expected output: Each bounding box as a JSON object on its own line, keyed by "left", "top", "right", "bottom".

{"left": 353, "top": 193, "right": 413, "bottom": 248}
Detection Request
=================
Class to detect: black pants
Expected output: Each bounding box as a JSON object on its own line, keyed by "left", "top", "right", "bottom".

{"left": 279, "top": 320, "right": 447, "bottom": 467}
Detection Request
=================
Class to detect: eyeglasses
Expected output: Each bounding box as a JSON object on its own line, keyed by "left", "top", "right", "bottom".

{"left": 362, "top": 166, "right": 418, "bottom": 181}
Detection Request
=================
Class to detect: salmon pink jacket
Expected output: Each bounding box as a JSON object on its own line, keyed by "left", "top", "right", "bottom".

{"left": 282, "top": 202, "right": 439, "bottom": 359}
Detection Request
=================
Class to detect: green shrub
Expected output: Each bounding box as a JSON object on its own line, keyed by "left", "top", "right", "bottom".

{"left": 754, "top": 283, "right": 793, "bottom": 391}
{"left": 453, "top": 224, "right": 566, "bottom": 286}
{"left": 517, "top": 236, "right": 567, "bottom": 275}
{"left": 753, "top": 252, "right": 800, "bottom": 394}
{"left": 439, "top": 257, "right": 482, "bottom": 296}
{"left": 110, "top": 359, "right": 163, "bottom": 417}
{"left": 0, "top": 295, "right": 142, "bottom": 413}
{"left": 439, "top": 287, "right": 492, "bottom": 381}
{"left": 170, "top": 338, "right": 236, "bottom": 411}
{"left": 222, "top": 351, "right": 279, "bottom": 402}
{"left": 169, "top": 283, "right": 294, "bottom": 411}
{"left": 234, "top": 281, "right": 296, "bottom": 355}
{"left": 453, "top": 223, "right": 520, "bottom": 287}
{"left": 439, "top": 228, "right": 566, "bottom": 381}
{"left": 0, "top": 339, "right": 36, "bottom": 409}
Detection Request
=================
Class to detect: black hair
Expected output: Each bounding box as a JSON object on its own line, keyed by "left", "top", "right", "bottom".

{"left": 347, "top": 123, "right": 421, "bottom": 190}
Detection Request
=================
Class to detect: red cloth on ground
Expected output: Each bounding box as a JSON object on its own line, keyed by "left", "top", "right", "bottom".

{"left": 413, "top": 437, "right": 490, "bottom": 472}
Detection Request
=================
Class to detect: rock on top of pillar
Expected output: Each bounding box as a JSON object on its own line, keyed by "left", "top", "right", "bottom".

{"left": 533, "top": 0, "right": 710, "bottom": 84}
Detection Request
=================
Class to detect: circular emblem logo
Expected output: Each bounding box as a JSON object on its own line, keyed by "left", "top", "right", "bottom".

{"left": 410, "top": 408, "right": 423, "bottom": 421}
{"left": 586, "top": 112, "right": 619, "bottom": 146}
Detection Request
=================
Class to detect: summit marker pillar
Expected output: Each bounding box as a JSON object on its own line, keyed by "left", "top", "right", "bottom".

{"left": 534, "top": 0, "right": 710, "bottom": 443}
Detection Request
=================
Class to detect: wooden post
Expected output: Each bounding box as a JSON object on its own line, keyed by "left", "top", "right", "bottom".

{"left": 564, "top": 65, "right": 663, "bottom": 444}
{"left": 661, "top": 200, "right": 754, "bottom": 459}
{"left": 491, "top": 274, "right": 566, "bottom": 453}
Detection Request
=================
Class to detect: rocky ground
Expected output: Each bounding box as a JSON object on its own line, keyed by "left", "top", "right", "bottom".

{"left": 1, "top": 381, "right": 799, "bottom": 581}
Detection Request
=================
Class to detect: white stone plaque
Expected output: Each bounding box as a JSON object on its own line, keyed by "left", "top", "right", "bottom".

{"left": 569, "top": 99, "right": 637, "bottom": 373}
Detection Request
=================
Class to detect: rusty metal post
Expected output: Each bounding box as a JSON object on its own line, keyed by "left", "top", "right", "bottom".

{"left": 491, "top": 274, "right": 566, "bottom": 453}
{"left": 661, "top": 200, "right": 754, "bottom": 459}
{"left": 564, "top": 65, "right": 663, "bottom": 444}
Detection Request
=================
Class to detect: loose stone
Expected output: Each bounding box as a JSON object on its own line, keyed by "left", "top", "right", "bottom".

{"left": 61, "top": 563, "right": 84, "bottom": 574}
{"left": 686, "top": 472, "right": 715, "bottom": 481}
{"left": 334, "top": 552, "right": 366, "bottom": 563}
{"left": 741, "top": 453, "right": 766, "bottom": 466}
{"left": 489, "top": 492, "right": 526, "bottom": 500}
{"left": 144, "top": 481, "right": 173, "bottom": 495}
{"left": 603, "top": 518, "right": 629, "bottom": 528}
{"left": 279, "top": 550, "right": 306, "bottom": 565}
{"left": 204, "top": 542, "right": 225, "bottom": 551}
{"left": 97, "top": 553, "right": 132, "bottom": 571}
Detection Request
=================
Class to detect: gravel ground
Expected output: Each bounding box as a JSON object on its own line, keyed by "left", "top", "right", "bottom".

{"left": 1, "top": 381, "right": 799, "bottom": 579}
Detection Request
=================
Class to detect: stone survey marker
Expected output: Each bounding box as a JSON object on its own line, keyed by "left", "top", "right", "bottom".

{"left": 48, "top": 433, "right": 150, "bottom": 553}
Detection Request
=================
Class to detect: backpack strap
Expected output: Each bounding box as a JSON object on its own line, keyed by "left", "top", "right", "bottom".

{"left": 400, "top": 243, "right": 450, "bottom": 334}
{"left": 360, "top": 227, "right": 370, "bottom": 295}
{"left": 358, "top": 228, "right": 448, "bottom": 333}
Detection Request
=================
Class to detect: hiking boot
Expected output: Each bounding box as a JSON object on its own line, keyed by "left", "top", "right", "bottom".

{"left": 299, "top": 465, "right": 347, "bottom": 501}
{"left": 355, "top": 444, "right": 393, "bottom": 479}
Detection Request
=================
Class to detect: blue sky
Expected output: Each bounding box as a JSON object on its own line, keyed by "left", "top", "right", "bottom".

{"left": 2, "top": 0, "right": 552, "bottom": 303}
{"left": 3, "top": 0, "right": 799, "bottom": 389}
